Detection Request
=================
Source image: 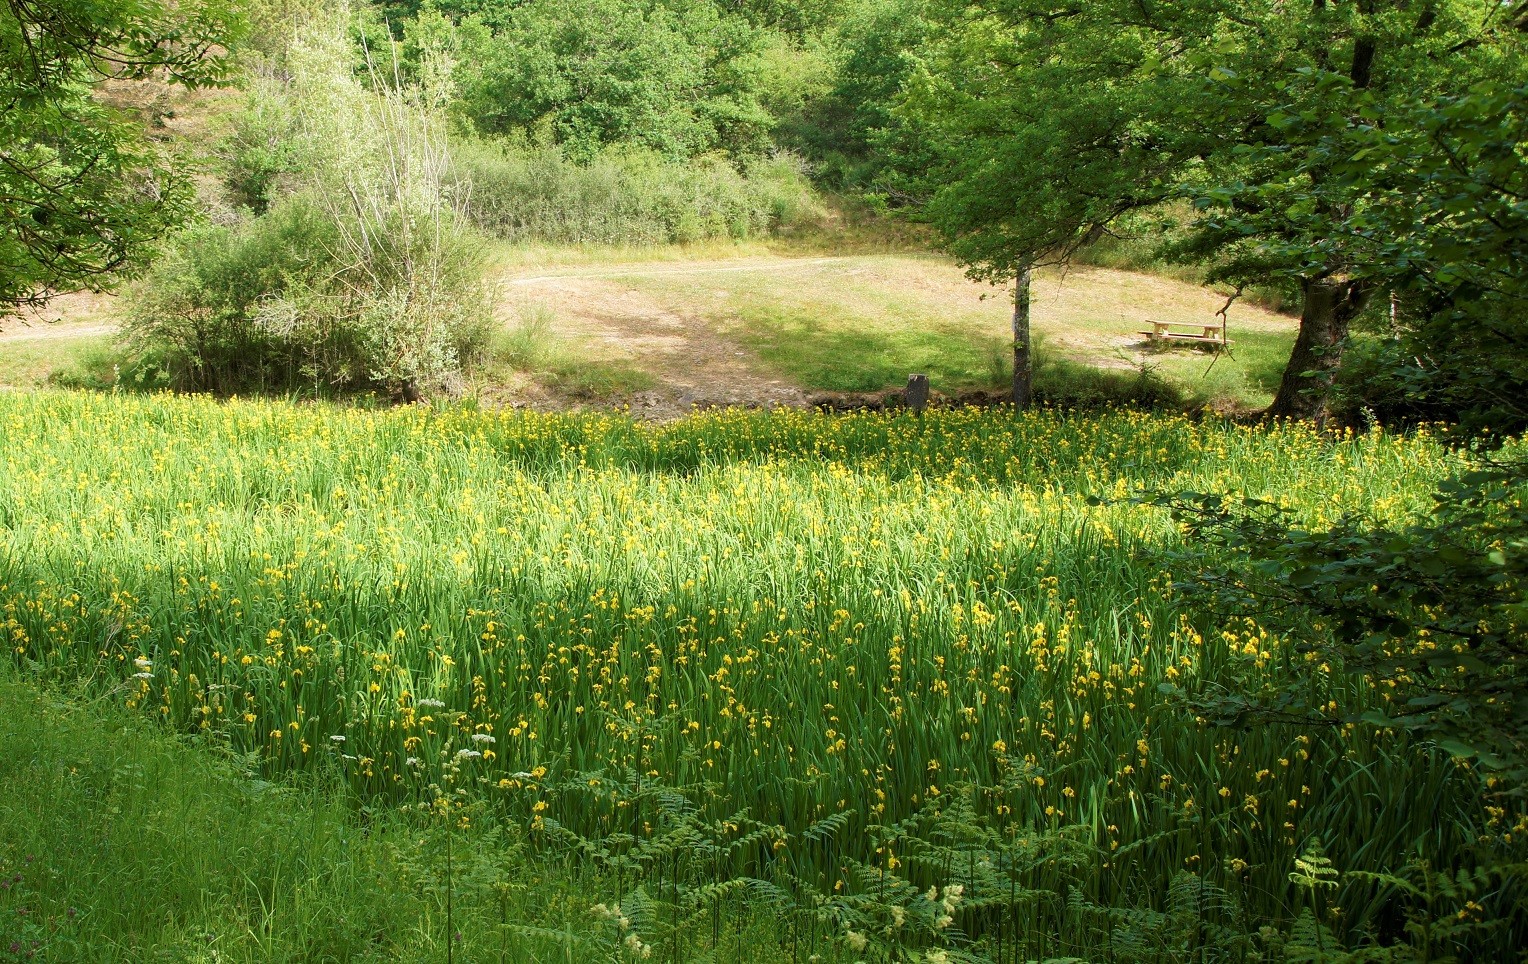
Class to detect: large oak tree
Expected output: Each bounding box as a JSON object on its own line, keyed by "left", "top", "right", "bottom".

{"left": 902, "top": 0, "right": 1524, "bottom": 419}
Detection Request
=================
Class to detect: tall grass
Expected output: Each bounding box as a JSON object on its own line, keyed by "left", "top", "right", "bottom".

{"left": 1, "top": 392, "right": 1520, "bottom": 957}
{"left": 0, "top": 673, "right": 857, "bottom": 962}
{"left": 452, "top": 140, "right": 825, "bottom": 246}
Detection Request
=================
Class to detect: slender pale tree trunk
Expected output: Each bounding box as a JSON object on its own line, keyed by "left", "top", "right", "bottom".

{"left": 1266, "top": 277, "right": 1371, "bottom": 423}
{"left": 1012, "top": 266, "right": 1033, "bottom": 408}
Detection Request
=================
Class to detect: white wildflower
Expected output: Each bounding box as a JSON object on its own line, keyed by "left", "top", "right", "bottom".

{"left": 470, "top": 733, "right": 495, "bottom": 744}
{"left": 131, "top": 672, "right": 153, "bottom": 680}
{"left": 622, "top": 932, "right": 651, "bottom": 958}
{"left": 455, "top": 749, "right": 482, "bottom": 760}
{"left": 845, "top": 930, "right": 868, "bottom": 952}
{"left": 330, "top": 735, "right": 346, "bottom": 743}
{"left": 417, "top": 698, "right": 446, "bottom": 708}
{"left": 133, "top": 657, "right": 152, "bottom": 670}
{"left": 941, "top": 883, "right": 964, "bottom": 914}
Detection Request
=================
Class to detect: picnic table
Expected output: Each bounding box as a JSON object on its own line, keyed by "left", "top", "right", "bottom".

{"left": 1137, "top": 321, "right": 1229, "bottom": 346}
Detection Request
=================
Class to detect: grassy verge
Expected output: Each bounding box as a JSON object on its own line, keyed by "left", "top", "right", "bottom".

{"left": 0, "top": 672, "right": 854, "bottom": 962}
{"left": 0, "top": 336, "right": 115, "bottom": 390}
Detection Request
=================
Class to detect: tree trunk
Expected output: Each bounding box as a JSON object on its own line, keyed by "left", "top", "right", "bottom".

{"left": 1012, "top": 266, "right": 1033, "bottom": 409}
{"left": 1266, "top": 277, "right": 1370, "bottom": 422}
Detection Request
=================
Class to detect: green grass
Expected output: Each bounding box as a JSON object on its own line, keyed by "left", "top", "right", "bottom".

{"left": 0, "top": 672, "right": 860, "bottom": 962}
{"left": 728, "top": 299, "right": 1007, "bottom": 393}
{"left": 547, "top": 249, "right": 1299, "bottom": 406}
{"left": 0, "top": 392, "right": 1520, "bottom": 959}
{"left": 0, "top": 335, "right": 114, "bottom": 389}
{"left": 1136, "top": 326, "right": 1295, "bottom": 410}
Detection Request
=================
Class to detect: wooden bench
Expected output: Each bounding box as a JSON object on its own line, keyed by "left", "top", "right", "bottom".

{"left": 1136, "top": 321, "right": 1229, "bottom": 346}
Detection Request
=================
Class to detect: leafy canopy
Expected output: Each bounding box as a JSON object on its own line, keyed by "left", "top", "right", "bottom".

{"left": 0, "top": 0, "right": 241, "bottom": 310}
{"left": 403, "top": 0, "right": 774, "bottom": 161}
{"left": 901, "top": 1, "right": 1510, "bottom": 282}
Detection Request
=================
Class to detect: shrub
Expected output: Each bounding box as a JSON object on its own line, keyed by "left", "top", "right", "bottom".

{"left": 451, "top": 139, "right": 823, "bottom": 245}
{"left": 127, "top": 13, "right": 492, "bottom": 400}
{"left": 424, "top": 0, "right": 774, "bottom": 161}
{"left": 125, "top": 194, "right": 490, "bottom": 399}
{"left": 1334, "top": 333, "right": 1528, "bottom": 443}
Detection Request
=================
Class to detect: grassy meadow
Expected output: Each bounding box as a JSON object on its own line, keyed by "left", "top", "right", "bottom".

{"left": 3, "top": 390, "right": 1519, "bottom": 960}
{"left": 492, "top": 247, "right": 1299, "bottom": 408}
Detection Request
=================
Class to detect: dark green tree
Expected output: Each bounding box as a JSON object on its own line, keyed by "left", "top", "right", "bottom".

{"left": 781, "top": 0, "right": 936, "bottom": 197}
{"left": 901, "top": 0, "right": 1522, "bottom": 419}
{"left": 409, "top": 0, "right": 773, "bottom": 161}
{"left": 0, "top": 0, "right": 240, "bottom": 314}
{"left": 1224, "top": 81, "right": 1528, "bottom": 438}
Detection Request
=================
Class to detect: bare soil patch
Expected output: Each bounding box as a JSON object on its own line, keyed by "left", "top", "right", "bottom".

{"left": 498, "top": 258, "right": 840, "bottom": 416}
{"left": 1, "top": 291, "right": 119, "bottom": 341}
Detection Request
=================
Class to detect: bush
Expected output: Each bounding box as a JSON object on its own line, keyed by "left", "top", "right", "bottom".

{"left": 418, "top": 0, "right": 774, "bottom": 161}
{"left": 1334, "top": 335, "right": 1528, "bottom": 442}
{"left": 127, "top": 14, "right": 493, "bottom": 400}
{"left": 1032, "top": 354, "right": 1186, "bottom": 410}
{"left": 451, "top": 139, "right": 823, "bottom": 245}
{"left": 218, "top": 93, "right": 301, "bottom": 214}
{"left": 125, "top": 195, "right": 490, "bottom": 399}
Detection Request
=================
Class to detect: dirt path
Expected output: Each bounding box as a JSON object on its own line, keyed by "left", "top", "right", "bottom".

{"left": 0, "top": 321, "right": 116, "bottom": 342}
{"left": 497, "top": 257, "right": 834, "bottom": 415}
{"left": 0, "top": 291, "right": 120, "bottom": 343}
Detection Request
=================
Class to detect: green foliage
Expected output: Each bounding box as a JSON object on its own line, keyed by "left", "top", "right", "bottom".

{"left": 1143, "top": 462, "right": 1528, "bottom": 957}
{"left": 898, "top": 0, "right": 1195, "bottom": 283}
{"left": 721, "top": 0, "right": 852, "bottom": 37}
{"left": 219, "top": 93, "right": 303, "bottom": 213}
{"left": 126, "top": 189, "right": 490, "bottom": 399}
{"left": 452, "top": 139, "right": 822, "bottom": 245}
{"left": 412, "top": 0, "right": 774, "bottom": 161}
{"left": 238, "top": 0, "right": 332, "bottom": 62}
{"left": 1157, "top": 463, "right": 1528, "bottom": 795}
{"left": 1302, "top": 84, "right": 1528, "bottom": 440}
{"left": 46, "top": 335, "right": 172, "bottom": 394}
{"left": 897, "top": 0, "right": 1523, "bottom": 419}
{"left": 783, "top": 0, "right": 936, "bottom": 197}
{"left": 0, "top": 0, "right": 241, "bottom": 310}
{"left": 128, "top": 14, "right": 493, "bottom": 400}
